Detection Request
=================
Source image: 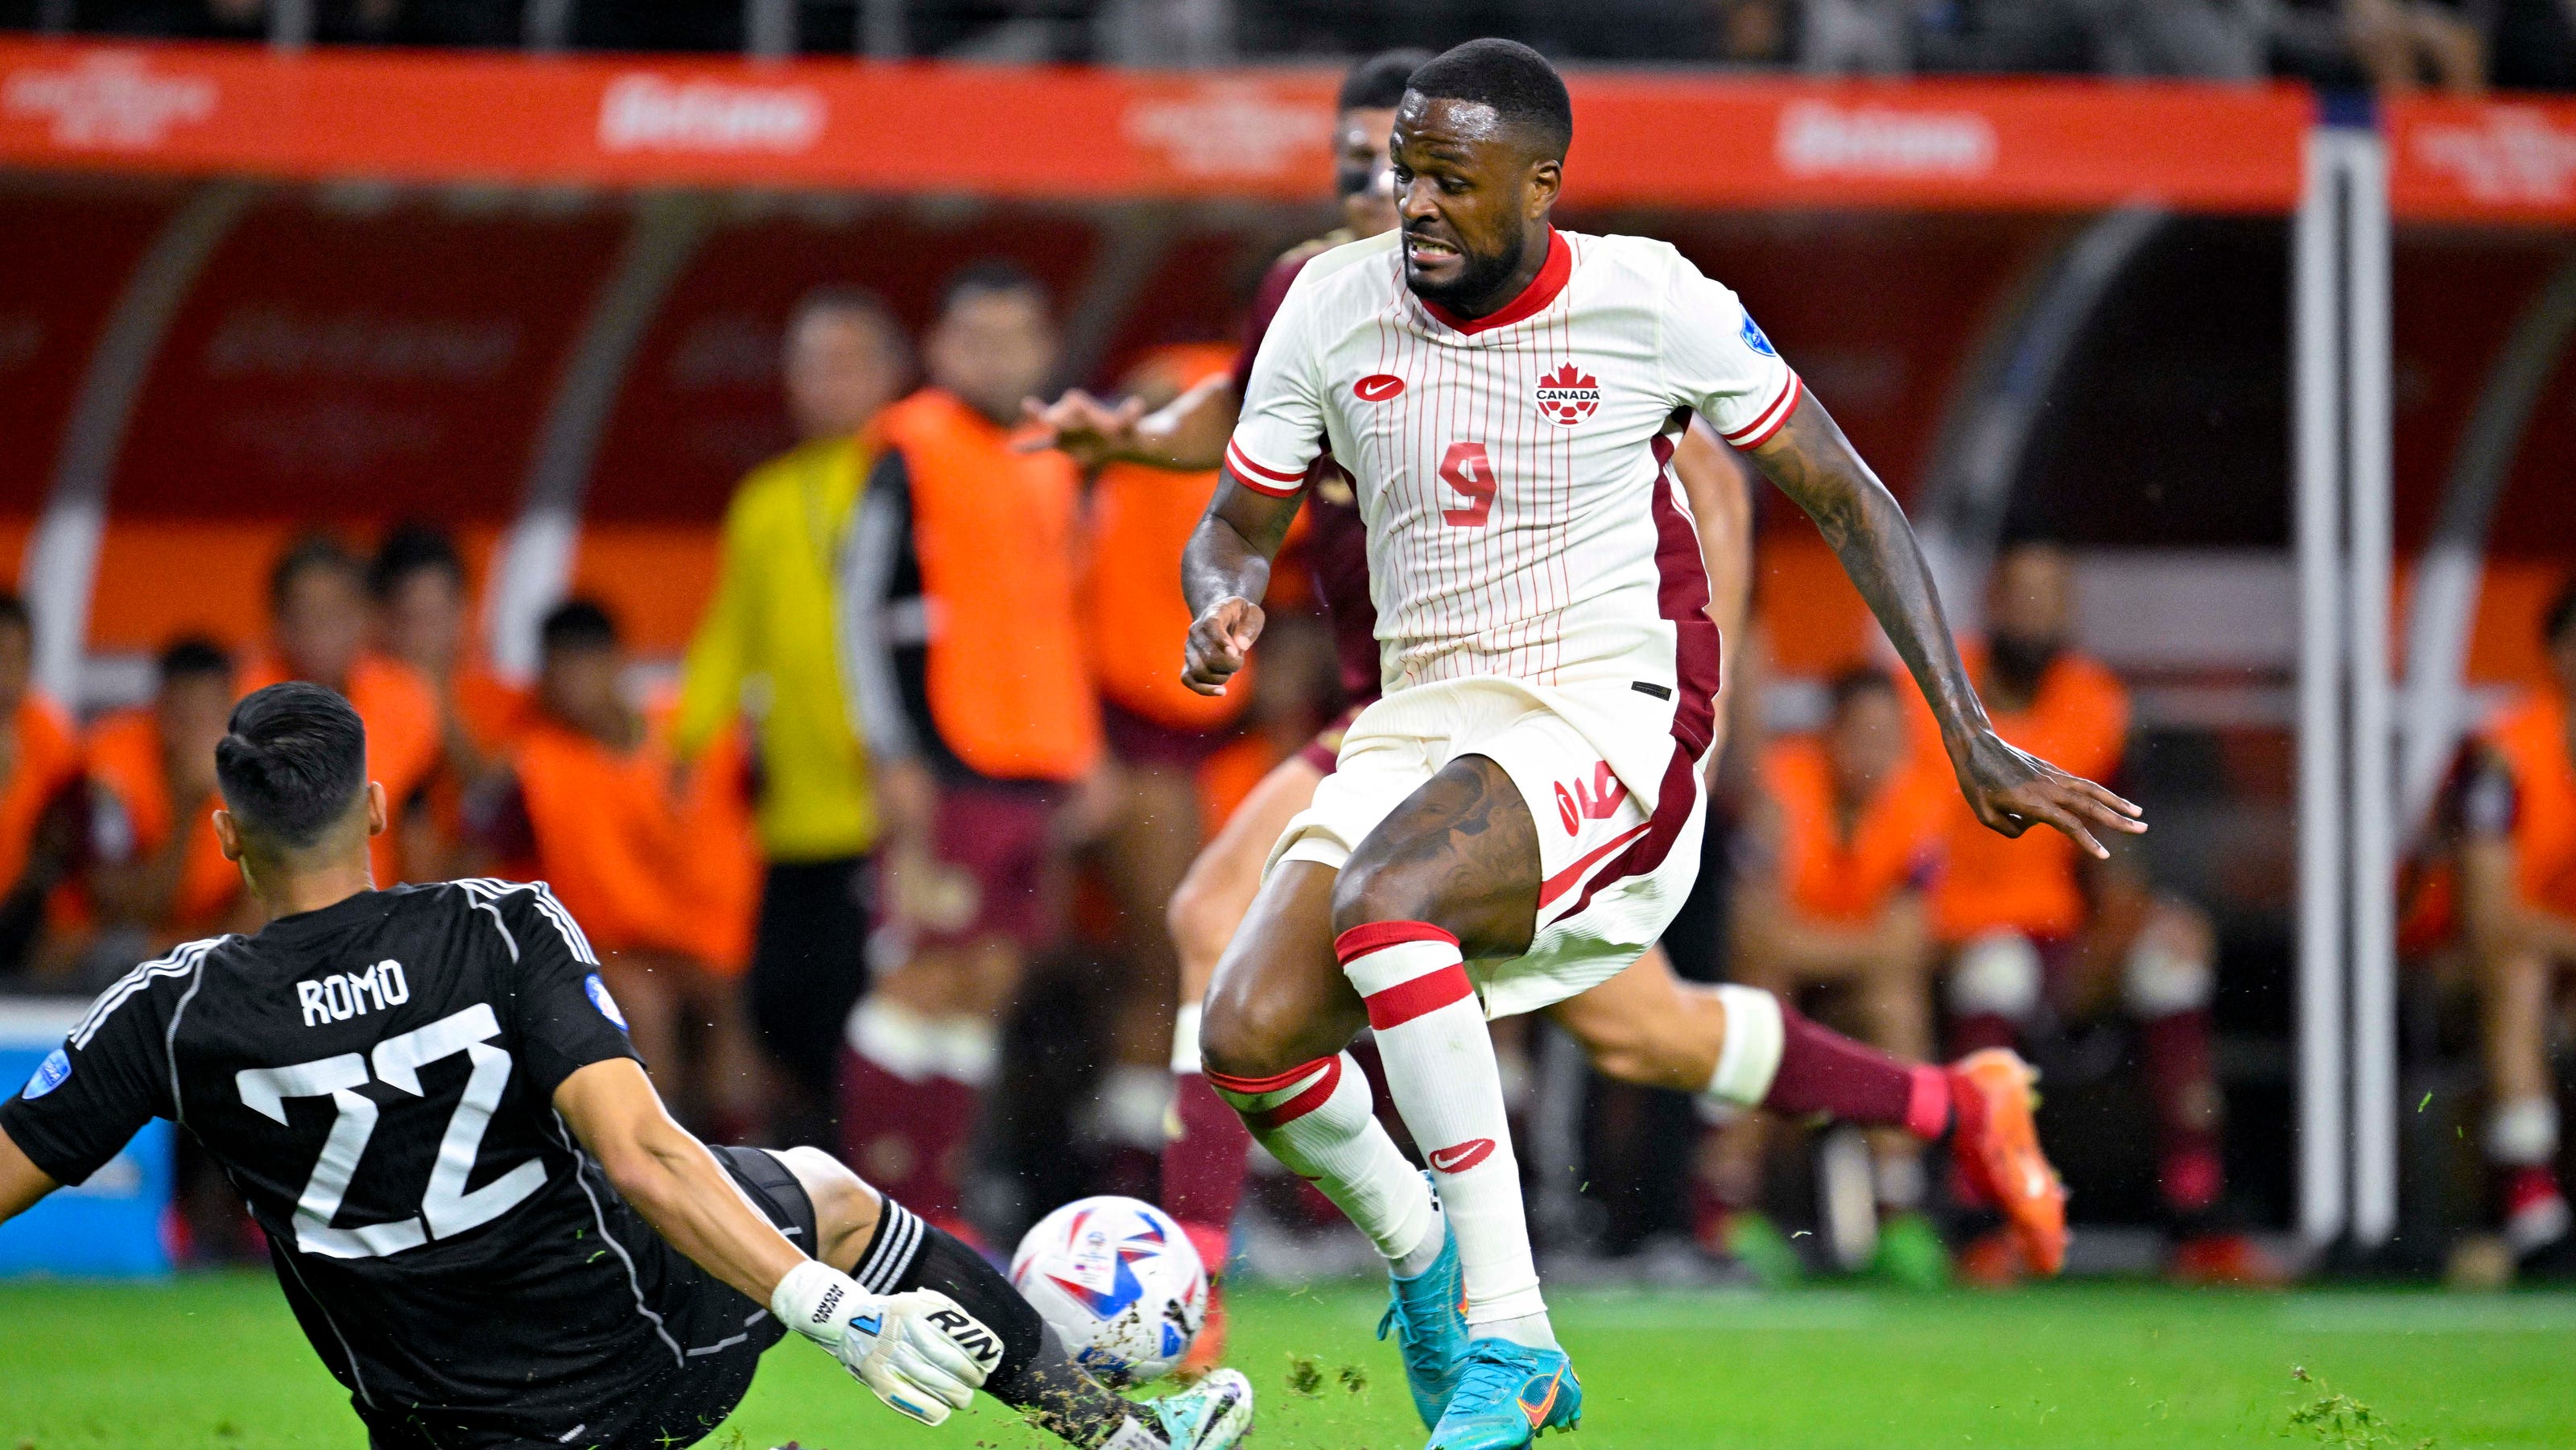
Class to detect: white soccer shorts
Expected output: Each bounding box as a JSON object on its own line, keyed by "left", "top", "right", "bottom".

{"left": 1270, "top": 675, "right": 1707, "bottom": 1021}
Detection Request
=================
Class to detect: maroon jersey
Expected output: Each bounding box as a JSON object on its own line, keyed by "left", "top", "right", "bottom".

{"left": 1237, "top": 241, "right": 1380, "bottom": 704}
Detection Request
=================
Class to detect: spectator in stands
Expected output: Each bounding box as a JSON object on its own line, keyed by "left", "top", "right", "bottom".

{"left": 838, "top": 260, "right": 1104, "bottom": 1229}
{"left": 1714, "top": 666, "right": 1950, "bottom": 1285}
{"left": 0, "top": 595, "right": 87, "bottom": 983}
{"left": 1922, "top": 540, "right": 2262, "bottom": 1283}
{"left": 82, "top": 638, "right": 246, "bottom": 957}
{"left": 2343, "top": 0, "right": 2485, "bottom": 92}
{"left": 242, "top": 536, "right": 441, "bottom": 887}
{"left": 2456, "top": 580, "right": 2576, "bottom": 1277}
{"left": 678, "top": 284, "right": 910, "bottom": 1149}
{"left": 473, "top": 600, "right": 765, "bottom": 1138}
{"left": 1909, "top": 0, "right": 2267, "bottom": 78}
{"left": 370, "top": 523, "right": 529, "bottom": 881}
{"left": 1076, "top": 341, "right": 1252, "bottom": 1186}
{"left": 373, "top": 523, "right": 528, "bottom": 779}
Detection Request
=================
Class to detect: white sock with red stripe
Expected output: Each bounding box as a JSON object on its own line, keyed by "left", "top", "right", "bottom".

{"left": 1205, "top": 1051, "right": 1440, "bottom": 1265}
{"left": 1339, "top": 921, "right": 1553, "bottom": 1345}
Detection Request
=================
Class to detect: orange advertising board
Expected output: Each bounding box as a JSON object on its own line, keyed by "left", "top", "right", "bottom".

{"left": 0, "top": 40, "right": 2310, "bottom": 213}
{"left": 2388, "top": 97, "right": 2576, "bottom": 225}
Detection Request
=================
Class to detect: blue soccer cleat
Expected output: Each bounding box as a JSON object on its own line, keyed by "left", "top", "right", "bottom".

{"left": 1377, "top": 1196, "right": 1469, "bottom": 1428}
{"left": 1426, "top": 1338, "right": 1583, "bottom": 1450}
{"left": 1152, "top": 1366, "right": 1255, "bottom": 1449}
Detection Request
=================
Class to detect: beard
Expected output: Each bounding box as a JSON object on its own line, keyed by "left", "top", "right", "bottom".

{"left": 1988, "top": 632, "right": 2062, "bottom": 696}
{"left": 1405, "top": 214, "right": 1529, "bottom": 312}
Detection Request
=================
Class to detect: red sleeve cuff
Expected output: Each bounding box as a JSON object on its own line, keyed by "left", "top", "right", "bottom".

{"left": 1720, "top": 371, "right": 1802, "bottom": 451}
{"left": 1224, "top": 439, "right": 1307, "bottom": 497}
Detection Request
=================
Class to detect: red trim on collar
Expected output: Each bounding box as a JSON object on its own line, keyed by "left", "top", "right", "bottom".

{"left": 1418, "top": 228, "right": 1571, "bottom": 336}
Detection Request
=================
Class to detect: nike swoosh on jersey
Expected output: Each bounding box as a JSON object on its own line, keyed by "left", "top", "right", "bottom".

{"left": 1353, "top": 373, "right": 1405, "bottom": 401}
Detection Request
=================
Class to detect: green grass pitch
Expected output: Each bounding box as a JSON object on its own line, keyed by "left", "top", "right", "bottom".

{"left": 5, "top": 1274, "right": 2574, "bottom": 1448}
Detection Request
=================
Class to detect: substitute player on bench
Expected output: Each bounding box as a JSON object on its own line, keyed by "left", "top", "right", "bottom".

{"left": 1176, "top": 40, "right": 2138, "bottom": 1448}
{"left": 0, "top": 683, "right": 1252, "bottom": 1450}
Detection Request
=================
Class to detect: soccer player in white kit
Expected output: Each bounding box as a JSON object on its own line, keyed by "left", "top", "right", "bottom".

{"left": 1180, "top": 39, "right": 2145, "bottom": 1450}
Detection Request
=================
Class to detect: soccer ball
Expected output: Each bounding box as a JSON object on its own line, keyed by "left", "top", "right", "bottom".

{"left": 1009, "top": 1196, "right": 1208, "bottom": 1385}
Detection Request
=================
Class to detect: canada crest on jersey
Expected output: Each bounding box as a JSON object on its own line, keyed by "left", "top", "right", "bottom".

{"left": 1534, "top": 362, "right": 1600, "bottom": 427}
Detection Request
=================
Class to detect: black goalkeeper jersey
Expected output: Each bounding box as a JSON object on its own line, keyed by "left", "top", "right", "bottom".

{"left": 0, "top": 878, "right": 763, "bottom": 1446}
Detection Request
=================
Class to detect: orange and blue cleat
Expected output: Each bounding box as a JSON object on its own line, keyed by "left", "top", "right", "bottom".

{"left": 1427, "top": 1339, "right": 1582, "bottom": 1450}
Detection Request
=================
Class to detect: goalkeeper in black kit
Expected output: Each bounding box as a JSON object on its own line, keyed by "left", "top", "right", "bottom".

{"left": 0, "top": 682, "right": 1253, "bottom": 1450}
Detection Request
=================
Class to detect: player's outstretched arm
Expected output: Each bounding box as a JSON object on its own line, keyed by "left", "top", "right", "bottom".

{"left": 555, "top": 1059, "right": 807, "bottom": 1299}
{"left": 552, "top": 1060, "right": 992, "bottom": 1426}
{"left": 0, "top": 1126, "right": 59, "bottom": 1224}
{"left": 1178, "top": 474, "right": 1303, "bottom": 696}
{"left": 1744, "top": 392, "right": 2145, "bottom": 857}
{"left": 1019, "top": 374, "right": 1240, "bottom": 472}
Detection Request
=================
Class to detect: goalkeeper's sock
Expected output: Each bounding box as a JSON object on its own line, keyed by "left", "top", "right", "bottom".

{"left": 869, "top": 1196, "right": 1166, "bottom": 1448}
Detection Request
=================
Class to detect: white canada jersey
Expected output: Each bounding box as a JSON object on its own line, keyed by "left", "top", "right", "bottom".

{"left": 1225, "top": 226, "right": 1798, "bottom": 712}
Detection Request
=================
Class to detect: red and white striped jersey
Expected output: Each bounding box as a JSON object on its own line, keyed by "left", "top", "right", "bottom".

{"left": 1226, "top": 226, "right": 1796, "bottom": 713}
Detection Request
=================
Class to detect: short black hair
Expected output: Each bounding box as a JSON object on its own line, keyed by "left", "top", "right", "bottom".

{"left": 368, "top": 522, "right": 464, "bottom": 601}
{"left": 939, "top": 258, "right": 1048, "bottom": 320}
{"left": 217, "top": 682, "right": 367, "bottom": 848}
{"left": 270, "top": 534, "right": 364, "bottom": 614}
{"left": 1405, "top": 39, "right": 1573, "bottom": 158}
{"left": 540, "top": 598, "right": 620, "bottom": 654}
{"left": 2545, "top": 576, "right": 2576, "bottom": 651}
{"left": 1340, "top": 48, "right": 1433, "bottom": 113}
{"left": 1827, "top": 664, "right": 1897, "bottom": 719}
{"left": 0, "top": 593, "right": 28, "bottom": 638}
{"left": 158, "top": 635, "right": 233, "bottom": 686}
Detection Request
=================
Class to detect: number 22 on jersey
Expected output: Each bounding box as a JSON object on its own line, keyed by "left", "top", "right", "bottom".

{"left": 236, "top": 1002, "right": 545, "bottom": 1259}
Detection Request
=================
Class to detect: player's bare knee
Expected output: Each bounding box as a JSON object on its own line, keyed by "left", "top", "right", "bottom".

{"left": 1198, "top": 985, "right": 1307, "bottom": 1082}
{"left": 777, "top": 1145, "right": 881, "bottom": 1271}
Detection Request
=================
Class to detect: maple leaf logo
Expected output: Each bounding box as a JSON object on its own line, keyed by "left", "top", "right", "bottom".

{"left": 1533, "top": 362, "right": 1600, "bottom": 426}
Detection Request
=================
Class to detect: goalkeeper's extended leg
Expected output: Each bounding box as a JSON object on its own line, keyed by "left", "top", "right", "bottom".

{"left": 778, "top": 1146, "right": 1253, "bottom": 1448}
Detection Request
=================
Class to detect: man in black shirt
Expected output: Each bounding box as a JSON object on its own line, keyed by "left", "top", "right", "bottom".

{"left": 0, "top": 683, "right": 1252, "bottom": 1450}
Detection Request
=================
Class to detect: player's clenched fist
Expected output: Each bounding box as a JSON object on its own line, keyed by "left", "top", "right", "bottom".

{"left": 1183, "top": 596, "right": 1264, "bottom": 696}
{"left": 774, "top": 1262, "right": 999, "bottom": 1426}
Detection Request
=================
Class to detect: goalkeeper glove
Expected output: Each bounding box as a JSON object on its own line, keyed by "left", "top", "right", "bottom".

{"left": 772, "top": 1258, "right": 1001, "bottom": 1425}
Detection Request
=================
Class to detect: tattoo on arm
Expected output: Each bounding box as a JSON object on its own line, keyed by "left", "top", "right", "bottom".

{"left": 1748, "top": 395, "right": 1991, "bottom": 755}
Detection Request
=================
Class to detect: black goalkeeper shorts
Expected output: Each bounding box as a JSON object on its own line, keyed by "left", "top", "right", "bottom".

{"left": 366, "top": 1146, "right": 821, "bottom": 1450}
